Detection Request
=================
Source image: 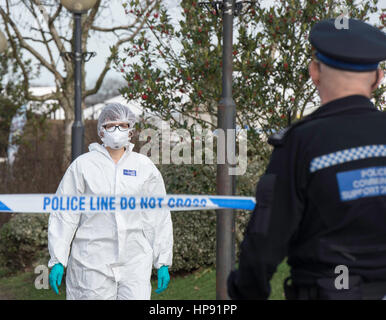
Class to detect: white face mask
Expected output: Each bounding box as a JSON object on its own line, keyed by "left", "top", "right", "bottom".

{"left": 101, "top": 128, "right": 130, "bottom": 150}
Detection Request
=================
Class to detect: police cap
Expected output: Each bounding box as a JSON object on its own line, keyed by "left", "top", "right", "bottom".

{"left": 309, "top": 18, "right": 386, "bottom": 72}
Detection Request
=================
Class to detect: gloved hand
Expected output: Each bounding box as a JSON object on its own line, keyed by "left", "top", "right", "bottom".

{"left": 155, "top": 265, "right": 170, "bottom": 294}
{"left": 49, "top": 263, "right": 64, "bottom": 295}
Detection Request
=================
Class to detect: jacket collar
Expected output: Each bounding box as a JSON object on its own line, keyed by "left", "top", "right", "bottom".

{"left": 268, "top": 95, "right": 376, "bottom": 146}
{"left": 88, "top": 142, "right": 135, "bottom": 160}
{"left": 310, "top": 95, "right": 375, "bottom": 117}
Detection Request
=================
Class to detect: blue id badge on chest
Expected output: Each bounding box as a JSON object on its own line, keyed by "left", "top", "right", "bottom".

{"left": 336, "top": 166, "right": 386, "bottom": 201}
{"left": 123, "top": 169, "right": 137, "bottom": 176}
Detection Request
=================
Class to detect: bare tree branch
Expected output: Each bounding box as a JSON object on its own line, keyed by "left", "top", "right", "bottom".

{"left": 3, "top": 0, "right": 160, "bottom": 102}
{"left": 84, "top": 55, "right": 113, "bottom": 97}
{"left": 82, "top": 0, "right": 102, "bottom": 38}
{"left": 85, "top": 1, "right": 159, "bottom": 97}
{"left": 48, "top": 2, "right": 62, "bottom": 25}
{"left": 23, "top": 34, "right": 72, "bottom": 44}
{"left": 3, "top": 19, "right": 58, "bottom": 102}
{"left": 1, "top": 2, "right": 60, "bottom": 102}
{"left": 2, "top": 18, "right": 30, "bottom": 100}
{"left": 29, "top": 3, "right": 56, "bottom": 67}
{"left": 32, "top": 0, "right": 70, "bottom": 73}
{"left": 0, "top": 5, "right": 65, "bottom": 84}
{"left": 91, "top": 25, "right": 132, "bottom": 32}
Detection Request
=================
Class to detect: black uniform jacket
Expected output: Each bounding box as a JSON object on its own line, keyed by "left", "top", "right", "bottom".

{"left": 228, "top": 95, "right": 386, "bottom": 299}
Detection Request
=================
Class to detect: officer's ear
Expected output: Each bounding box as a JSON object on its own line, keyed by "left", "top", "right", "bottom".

{"left": 309, "top": 60, "right": 321, "bottom": 87}
{"left": 371, "top": 68, "right": 384, "bottom": 91}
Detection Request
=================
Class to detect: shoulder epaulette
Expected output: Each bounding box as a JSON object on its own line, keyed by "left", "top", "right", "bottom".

{"left": 267, "top": 113, "right": 317, "bottom": 146}
{"left": 267, "top": 127, "right": 290, "bottom": 146}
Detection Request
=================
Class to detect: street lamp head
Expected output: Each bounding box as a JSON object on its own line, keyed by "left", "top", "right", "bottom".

{"left": 61, "top": 0, "right": 98, "bottom": 13}
{"left": 0, "top": 30, "right": 8, "bottom": 53}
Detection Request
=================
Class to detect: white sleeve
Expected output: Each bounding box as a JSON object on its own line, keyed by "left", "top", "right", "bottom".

{"left": 47, "top": 160, "right": 84, "bottom": 268}
{"left": 142, "top": 164, "right": 173, "bottom": 269}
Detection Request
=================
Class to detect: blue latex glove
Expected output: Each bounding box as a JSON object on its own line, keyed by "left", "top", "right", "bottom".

{"left": 155, "top": 266, "right": 170, "bottom": 294}
{"left": 49, "top": 263, "right": 64, "bottom": 295}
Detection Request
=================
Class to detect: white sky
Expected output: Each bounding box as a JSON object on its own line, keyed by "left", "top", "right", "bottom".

{"left": 9, "top": 0, "right": 383, "bottom": 87}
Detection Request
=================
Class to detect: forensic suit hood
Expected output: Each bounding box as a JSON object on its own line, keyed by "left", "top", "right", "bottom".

{"left": 47, "top": 143, "right": 173, "bottom": 299}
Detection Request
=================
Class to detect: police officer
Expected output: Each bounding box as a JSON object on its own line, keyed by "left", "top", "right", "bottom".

{"left": 227, "top": 18, "right": 386, "bottom": 300}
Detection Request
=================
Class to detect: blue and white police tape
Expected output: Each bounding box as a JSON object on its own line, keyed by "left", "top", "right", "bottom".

{"left": 0, "top": 194, "right": 256, "bottom": 213}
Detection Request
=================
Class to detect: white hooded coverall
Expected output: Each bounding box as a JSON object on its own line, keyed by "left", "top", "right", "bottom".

{"left": 48, "top": 143, "right": 173, "bottom": 300}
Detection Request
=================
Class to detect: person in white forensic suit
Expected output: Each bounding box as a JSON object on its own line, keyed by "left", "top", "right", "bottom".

{"left": 47, "top": 103, "right": 173, "bottom": 300}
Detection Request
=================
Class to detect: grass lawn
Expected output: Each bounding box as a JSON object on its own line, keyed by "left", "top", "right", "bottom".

{"left": 0, "top": 261, "right": 290, "bottom": 300}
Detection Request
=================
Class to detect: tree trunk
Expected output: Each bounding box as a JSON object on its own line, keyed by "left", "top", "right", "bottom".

{"left": 60, "top": 97, "right": 86, "bottom": 171}
{"left": 59, "top": 94, "right": 74, "bottom": 171}
{"left": 63, "top": 116, "right": 73, "bottom": 171}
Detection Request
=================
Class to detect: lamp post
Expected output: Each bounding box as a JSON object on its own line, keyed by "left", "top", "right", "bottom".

{"left": 0, "top": 30, "right": 8, "bottom": 53}
{"left": 216, "top": 0, "right": 236, "bottom": 300}
{"left": 60, "top": 0, "right": 97, "bottom": 162}
{"left": 199, "top": 0, "right": 255, "bottom": 300}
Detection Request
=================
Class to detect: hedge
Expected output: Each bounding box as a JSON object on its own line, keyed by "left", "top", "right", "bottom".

{"left": 0, "top": 214, "right": 49, "bottom": 271}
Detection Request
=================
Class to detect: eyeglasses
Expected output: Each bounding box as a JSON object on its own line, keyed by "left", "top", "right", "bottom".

{"left": 103, "top": 123, "right": 130, "bottom": 132}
